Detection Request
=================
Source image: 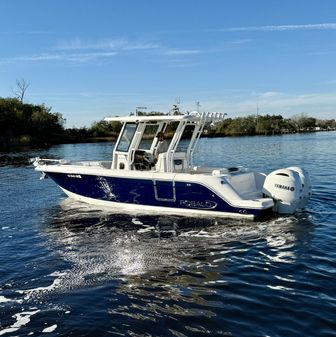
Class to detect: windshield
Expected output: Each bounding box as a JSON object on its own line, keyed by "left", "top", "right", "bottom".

{"left": 176, "top": 124, "right": 195, "bottom": 152}
{"left": 138, "top": 124, "right": 159, "bottom": 150}
{"left": 116, "top": 123, "right": 137, "bottom": 152}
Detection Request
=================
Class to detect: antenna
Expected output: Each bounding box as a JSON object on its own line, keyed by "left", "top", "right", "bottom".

{"left": 170, "top": 98, "right": 181, "bottom": 115}
{"left": 256, "top": 101, "right": 259, "bottom": 129}
{"left": 196, "top": 101, "right": 201, "bottom": 113}
{"left": 135, "top": 106, "right": 147, "bottom": 116}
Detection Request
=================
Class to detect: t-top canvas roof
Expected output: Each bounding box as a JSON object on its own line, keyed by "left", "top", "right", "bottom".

{"left": 104, "top": 111, "right": 227, "bottom": 124}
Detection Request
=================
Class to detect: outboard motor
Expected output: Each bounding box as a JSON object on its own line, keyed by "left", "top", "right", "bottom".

{"left": 263, "top": 167, "right": 311, "bottom": 214}
{"left": 287, "top": 166, "right": 312, "bottom": 208}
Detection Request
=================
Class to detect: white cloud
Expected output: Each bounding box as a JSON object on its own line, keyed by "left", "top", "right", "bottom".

{"left": 28, "top": 90, "right": 336, "bottom": 127}
{"left": 2, "top": 51, "right": 118, "bottom": 63}
{"left": 222, "top": 23, "right": 336, "bottom": 32}
{"left": 0, "top": 36, "right": 203, "bottom": 65}
{"left": 258, "top": 91, "right": 282, "bottom": 98}
{"left": 56, "top": 37, "right": 203, "bottom": 58}
{"left": 0, "top": 30, "right": 53, "bottom": 36}
{"left": 162, "top": 49, "right": 202, "bottom": 56}
{"left": 187, "top": 91, "right": 336, "bottom": 119}
{"left": 56, "top": 37, "right": 160, "bottom": 51}
{"left": 227, "top": 39, "right": 254, "bottom": 45}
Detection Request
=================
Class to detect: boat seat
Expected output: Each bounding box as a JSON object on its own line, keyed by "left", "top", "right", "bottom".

{"left": 155, "top": 153, "right": 167, "bottom": 172}
{"left": 133, "top": 150, "right": 155, "bottom": 170}
{"left": 228, "top": 172, "right": 261, "bottom": 200}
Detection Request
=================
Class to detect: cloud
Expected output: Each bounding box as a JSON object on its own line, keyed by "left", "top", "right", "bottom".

{"left": 0, "top": 51, "right": 118, "bottom": 63}
{"left": 221, "top": 23, "right": 336, "bottom": 32}
{"left": 1, "top": 36, "right": 161, "bottom": 64}
{"left": 56, "top": 37, "right": 160, "bottom": 51}
{"left": 56, "top": 37, "right": 204, "bottom": 58}
{"left": 161, "top": 49, "right": 202, "bottom": 56}
{"left": 227, "top": 39, "right": 254, "bottom": 45}
{"left": 187, "top": 91, "right": 336, "bottom": 119}
{"left": 259, "top": 91, "right": 282, "bottom": 98}
{"left": 0, "top": 35, "right": 203, "bottom": 65}
{"left": 0, "top": 30, "right": 54, "bottom": 36}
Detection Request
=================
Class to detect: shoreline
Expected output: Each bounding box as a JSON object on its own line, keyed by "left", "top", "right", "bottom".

{"left": 1, "top": 129, "right": 335, "bottom": 156}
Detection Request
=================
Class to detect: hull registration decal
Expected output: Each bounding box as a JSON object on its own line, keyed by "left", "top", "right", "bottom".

{"left": 67, "top": 174, "right": 82, "bottom": 178}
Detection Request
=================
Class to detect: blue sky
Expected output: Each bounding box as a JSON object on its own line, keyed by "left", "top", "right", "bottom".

{"left": 1, "top": 0, "right": 336, "bottom": 127}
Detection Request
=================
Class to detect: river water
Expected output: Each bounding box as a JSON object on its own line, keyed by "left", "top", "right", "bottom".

{"left": 0, "top": 132, "right": 335, "bottom": 336}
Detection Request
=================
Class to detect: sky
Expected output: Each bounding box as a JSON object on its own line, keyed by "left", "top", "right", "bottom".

{"left": 1, "top": 0, "right": 336, "bottom": 127}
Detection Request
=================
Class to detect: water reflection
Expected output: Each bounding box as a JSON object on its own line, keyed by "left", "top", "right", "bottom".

{"left": 2, "top": 197, "right": 317, "bottom": 336}
{"left": 39, "top": 199, "right": 315, "bottom": 290}
{"left": 38, "top": 202, "right": 314, "bottom": 337}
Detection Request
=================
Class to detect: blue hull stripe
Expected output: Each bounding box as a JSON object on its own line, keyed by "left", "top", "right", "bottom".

{"left": 46, "top": 172, "right": 271, "bottom": 218}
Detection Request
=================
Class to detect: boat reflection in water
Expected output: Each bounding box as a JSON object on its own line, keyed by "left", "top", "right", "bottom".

{"left": 24, "top": 199, "right": 315, "bottom": 336}
{"left": 41, "top": 198, "right": 314, "bottom": 285}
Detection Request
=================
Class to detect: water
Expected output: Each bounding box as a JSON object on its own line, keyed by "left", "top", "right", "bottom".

{"left": 0, "top": 132, "right": 335, "bottom": 336}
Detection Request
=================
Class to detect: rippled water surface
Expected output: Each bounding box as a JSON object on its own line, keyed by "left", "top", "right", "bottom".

{"left": 1, "top": 132, "right": 335, "bottom": 336}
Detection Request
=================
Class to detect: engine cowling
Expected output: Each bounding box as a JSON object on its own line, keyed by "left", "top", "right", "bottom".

{"left": 286, "top": 166, "right": 312, "bottom": 209}
{"left": 263, "top": 167, "right": 310, "bottom": 214}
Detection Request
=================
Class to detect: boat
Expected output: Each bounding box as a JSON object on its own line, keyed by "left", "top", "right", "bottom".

{"left": 32, "top": 109, "right": 311, "bottom": 220}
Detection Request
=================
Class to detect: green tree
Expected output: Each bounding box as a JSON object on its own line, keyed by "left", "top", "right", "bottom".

{"left": 0, "top": 97, "right": 65, "bottom": 145}
{"left": 90, "top": 120, "right": 122, "bottom": 137}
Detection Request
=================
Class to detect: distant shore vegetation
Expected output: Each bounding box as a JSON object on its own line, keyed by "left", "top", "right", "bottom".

{"left": 0, "top": 96, "right": 335, "bottom": 149}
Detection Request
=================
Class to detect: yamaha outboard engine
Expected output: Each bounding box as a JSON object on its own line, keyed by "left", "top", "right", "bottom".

{"left": 263, "top": 167, "right": 311, "bottom": 214}
{"left": 286, "top": 166, "right": 312, "bottom": 209}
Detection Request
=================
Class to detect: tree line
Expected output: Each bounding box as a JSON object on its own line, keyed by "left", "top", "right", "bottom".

{"left": 0, "top": 97, "right": 125, "bottom": 148}
{"left": 88, "top": 112, "right": 336, "bottom": 138}
{"left": 0, "top": 97, "right": 65, "bottom": 147}
{"left": 0, "top": 96, "right": 335, "bottom": 149}
{"left": 208, "top": 113, "right": 336, "bottom": 136}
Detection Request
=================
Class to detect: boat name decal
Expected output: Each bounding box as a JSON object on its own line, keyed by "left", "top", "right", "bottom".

{"left": 275, "top": 184, "right": 295, "bottom": 191}
{"left": 67, "top": 174, "right": 82, "bottom": 178}
{"left": 180, "top": 200, "right": 218, "bottom": 210}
